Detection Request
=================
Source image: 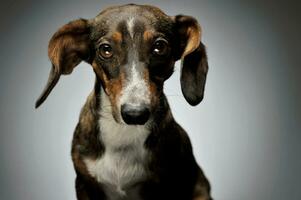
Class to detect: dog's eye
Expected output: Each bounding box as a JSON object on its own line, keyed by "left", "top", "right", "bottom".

{"left": 99, "top": 44, "right": 113, "bottom": 59}
{"left": 152, "top": 39, "right": 169, "bottom": 56}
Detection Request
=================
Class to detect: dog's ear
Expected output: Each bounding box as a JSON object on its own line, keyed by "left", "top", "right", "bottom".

{"left": 174, "top": 15, "right": 208, "bottom": 106}
{"left": 35, "top": 19, "right": 92, "bottom": 108}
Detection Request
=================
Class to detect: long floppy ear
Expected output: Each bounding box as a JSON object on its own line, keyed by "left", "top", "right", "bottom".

{"left": 175, "top": 15, "right": 208, "bottom": 106}
{"left": 35, "top": 19, "right": 91, "bottom": 108}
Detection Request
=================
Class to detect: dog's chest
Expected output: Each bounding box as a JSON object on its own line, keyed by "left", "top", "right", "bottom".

{"left": 84, "top": 115, "right": 150, "bottom": 199}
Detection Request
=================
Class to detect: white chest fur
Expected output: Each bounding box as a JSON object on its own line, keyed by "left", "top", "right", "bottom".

{"left": 84, "top": 91, "right": 150, "bottom": 200}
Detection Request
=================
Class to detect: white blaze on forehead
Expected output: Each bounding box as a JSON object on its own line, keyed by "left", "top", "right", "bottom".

{"left": 120, "top": 17, "right": 151, "bottom": 112}
{"left": 127, "top": 17, "right": 135, "bottom": 38}
{"left": 119, "top": 62, "right": 151, "bottom": 107}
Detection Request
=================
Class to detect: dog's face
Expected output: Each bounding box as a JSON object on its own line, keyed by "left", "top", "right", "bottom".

{"left": 36, "top": 4, "right": 208, "bottom": 125}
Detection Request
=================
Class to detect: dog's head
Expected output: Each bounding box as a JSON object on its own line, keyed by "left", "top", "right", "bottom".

{"left": 36, "top": 4, "right": 208, "bottom": 125}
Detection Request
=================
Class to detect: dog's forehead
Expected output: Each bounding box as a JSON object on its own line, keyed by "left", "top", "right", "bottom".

{"left": 90, "top": 4, "right": 172, "bottom": 34}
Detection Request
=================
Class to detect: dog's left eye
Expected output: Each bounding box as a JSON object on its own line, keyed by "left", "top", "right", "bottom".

{"left": 99, "top": 44, "right": 113, "bottom": 59}
{"left": 152, "top": 39, "right": 169, "bottom": 56}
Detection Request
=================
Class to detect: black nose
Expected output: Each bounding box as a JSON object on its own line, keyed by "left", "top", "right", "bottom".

{"left": 121, "top": 104, "right": 150, "bottom": 125}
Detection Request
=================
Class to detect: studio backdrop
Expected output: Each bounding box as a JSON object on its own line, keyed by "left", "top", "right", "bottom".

{"left": 0, "top": 1, "right": 300, "bottom": 200}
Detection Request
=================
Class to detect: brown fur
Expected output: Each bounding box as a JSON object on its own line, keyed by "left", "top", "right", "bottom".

{"left": 36, "top": 4, "right": 212, "bottom": 200}
{"left": 48, "top": 19, "right": 91, "bottom": 74}
{"left": 112, "top": 31, "right": 123, "bottom": 43}
{"left": 143, "top": 30, "right": 154, "bottom": 42}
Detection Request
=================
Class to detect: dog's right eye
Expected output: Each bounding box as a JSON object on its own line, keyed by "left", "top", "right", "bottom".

{"left": 99, "top": 44, "right": 113, "bottom": 59}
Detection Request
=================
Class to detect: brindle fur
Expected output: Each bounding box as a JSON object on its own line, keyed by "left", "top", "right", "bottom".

{"left": 36, "top": 4, "right": 212, "bottom": 200}
{"left": 72, "top": 77, "right": 211, "bottom": 200}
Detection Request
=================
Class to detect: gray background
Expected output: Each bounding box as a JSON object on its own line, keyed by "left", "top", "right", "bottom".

{"left": 0, "top": 0, "right": 300, "bottom": 199}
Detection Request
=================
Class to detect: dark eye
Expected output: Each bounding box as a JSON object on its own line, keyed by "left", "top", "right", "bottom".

{"left": 99, "top": 44, "right": 113, "bottom": 59}
{"left": 152, "top": 39, "right": 169, "bottom": 56}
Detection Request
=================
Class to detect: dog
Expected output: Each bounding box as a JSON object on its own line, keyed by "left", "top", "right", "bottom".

{"left": 35, "top": 4, "right": 212, "bottom": 200}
